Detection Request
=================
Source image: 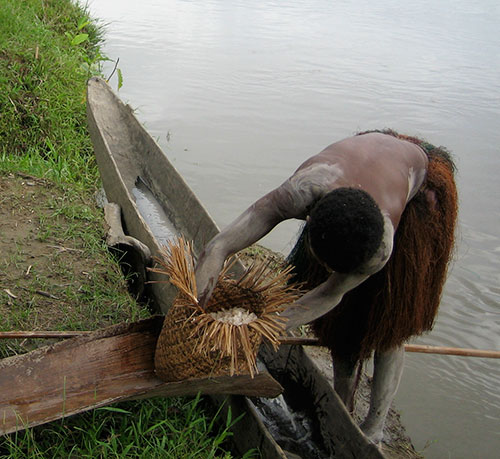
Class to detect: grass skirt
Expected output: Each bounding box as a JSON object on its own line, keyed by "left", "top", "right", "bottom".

{"left": 288, "top": 131, "right": 458, "bottom": 363}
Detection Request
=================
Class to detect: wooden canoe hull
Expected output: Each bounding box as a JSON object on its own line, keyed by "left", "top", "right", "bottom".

{"left": 85, "top": 77, "right": 385, "bottom": 458}
{"left": 86, "top": 78, "right": 228, "bottom": 314}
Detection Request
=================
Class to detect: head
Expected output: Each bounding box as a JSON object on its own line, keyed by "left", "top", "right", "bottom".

{"left": 307, "top": 188, "right": 385, "bottom": 273}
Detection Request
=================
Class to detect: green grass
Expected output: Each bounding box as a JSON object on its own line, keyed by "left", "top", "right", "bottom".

{"left": 0, "top": 1, "right": 253, "bottom": 457}
{"left": 0, "top": 0, "right": 105, "bottom": 186}
{"left": 0, "top": 176, "right": 147, "bottom": 337}
{"left": 0, "top": 396, "right": 255, "bottom": 458}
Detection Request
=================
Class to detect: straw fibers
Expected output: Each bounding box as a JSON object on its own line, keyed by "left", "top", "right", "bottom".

{"left": 149, "top": 238, "right": 300, "bottom": 382}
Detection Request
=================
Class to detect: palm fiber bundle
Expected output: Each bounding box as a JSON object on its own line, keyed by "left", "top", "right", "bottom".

{"left": 150, "top": 238, "right": 299, "bottom": 382}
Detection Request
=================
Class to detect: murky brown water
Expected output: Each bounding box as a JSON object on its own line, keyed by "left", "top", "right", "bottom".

{"left": 89, "top": 1, "right": 500, "bottom": 457}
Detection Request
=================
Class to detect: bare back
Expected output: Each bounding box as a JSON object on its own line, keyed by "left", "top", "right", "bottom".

{"left": 274, "top": 133, "right": 428, "bottom": 228}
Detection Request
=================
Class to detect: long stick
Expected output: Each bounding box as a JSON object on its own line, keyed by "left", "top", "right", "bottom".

{"left": 0, "top": 331, "right": 91, "bottom": 339}
{"left": 1, "top": 331, "right": 499, "bottom": 359}
{"left": 277, "top": 336, "right": 500, "bottom": 359}
{"left": 403, "top": 344, "right": 500, "bottom": 359}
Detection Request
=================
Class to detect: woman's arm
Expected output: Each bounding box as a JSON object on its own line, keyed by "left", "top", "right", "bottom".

{"left": 281, "top": 271, "right": 371, "bottom": 330}
{"left": 195, "top": 184, "right": 305, "bottom": 306}
{"left": 282, "top": 213, "right": 395, "bottom": 330}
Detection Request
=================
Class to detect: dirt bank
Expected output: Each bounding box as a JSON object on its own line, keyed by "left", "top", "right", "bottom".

{"left": 0, "top": 173, "right": 145, "bottom": 357}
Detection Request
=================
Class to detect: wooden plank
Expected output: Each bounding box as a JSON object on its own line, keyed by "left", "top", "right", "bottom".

{"left": 0, "top": 317, "right": 282, "bottom": 436}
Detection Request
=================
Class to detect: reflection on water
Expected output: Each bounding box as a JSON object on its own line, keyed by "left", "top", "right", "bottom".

{"left": 89, "top": 1, "right": 500, "bottom": 457}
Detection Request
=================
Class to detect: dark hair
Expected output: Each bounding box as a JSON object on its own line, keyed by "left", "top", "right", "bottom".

{"left": 307, "top": 188, "right": 385, "bottom": 273}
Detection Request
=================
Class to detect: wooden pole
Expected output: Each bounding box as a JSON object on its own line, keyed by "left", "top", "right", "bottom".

{"left": 1, "top": 331, "right": 499, "bottom": 359}
{"left": 403, "top": 344, "right": 500, "bottom": 359}
{"left": 0, "top": 331, "right": 91, "bottom": 339}
{"left": 277, "top": 336, "right": 500, "bottom": 359}
{"left": 278, "top": 337, "right": 320, "bottom": 346}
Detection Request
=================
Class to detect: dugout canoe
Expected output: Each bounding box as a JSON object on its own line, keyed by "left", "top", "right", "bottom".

{"left": 86, "top": 77, "right": 404, "bottom": 458}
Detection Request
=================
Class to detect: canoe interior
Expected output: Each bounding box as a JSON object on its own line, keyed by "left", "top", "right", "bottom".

{"left": 87, "top": 78, "right": 219, "bottom": 254}
{"left": 86, "top": 77, "right": 387, "bottom": 458}
{"left": 87, "top": 77, "right": 230, "bottom": 314}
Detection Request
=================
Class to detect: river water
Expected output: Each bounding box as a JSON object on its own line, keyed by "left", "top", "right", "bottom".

{"left": 88, "top": 1, "right": 499, "bottom": 457}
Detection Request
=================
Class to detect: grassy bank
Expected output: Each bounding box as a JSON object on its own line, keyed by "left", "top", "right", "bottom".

{"left": 0, "top": 0, "right": 103, "bottom": 185}
{"left": 0, "top": 1, "right": 248, "bottom": 457}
